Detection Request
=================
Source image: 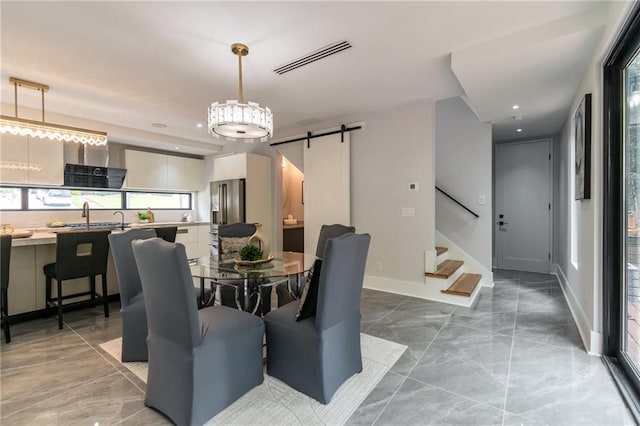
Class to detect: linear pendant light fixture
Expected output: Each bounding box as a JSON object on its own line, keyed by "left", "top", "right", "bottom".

{"left": 208, "top": 43, "right": 273, "bottom": 142}
{"left": 0, "top": 77, "right": 108, "bottom": 146}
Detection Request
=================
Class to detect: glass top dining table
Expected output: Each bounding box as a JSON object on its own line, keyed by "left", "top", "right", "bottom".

{"left": 189, "top": 251, "right": 317, "bottom": 313}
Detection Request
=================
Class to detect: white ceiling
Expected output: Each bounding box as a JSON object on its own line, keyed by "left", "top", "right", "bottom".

{"left": 0, "top": 1, "right": 609, "bottom": 154}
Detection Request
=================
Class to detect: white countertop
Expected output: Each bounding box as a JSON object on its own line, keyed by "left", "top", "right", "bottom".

{"left": 10, "top": 221, "right": 209, "bottom": 247}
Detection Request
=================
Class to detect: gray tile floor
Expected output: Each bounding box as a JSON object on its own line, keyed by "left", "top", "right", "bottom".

{"left": 0, "top": 270, "right": 635, "bottom": 425}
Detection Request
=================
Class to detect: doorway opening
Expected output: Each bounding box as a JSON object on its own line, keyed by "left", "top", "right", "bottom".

{"left": 281, "top": 156, "right": 304, "bottom": 252}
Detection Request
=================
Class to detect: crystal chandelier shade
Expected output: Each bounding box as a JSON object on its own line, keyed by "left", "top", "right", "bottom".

{"left": 0, "top": 115, "right": 107, "bottom": 146}
{"left": 208, "top": 44, "right": 273, "bottom": 142}
{"left": 0, "top": 77, "right": 108, "bottom": 146}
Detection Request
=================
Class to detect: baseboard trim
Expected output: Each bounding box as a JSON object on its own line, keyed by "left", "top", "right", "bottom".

{"left": 552, "top": 264, "right": 601, "bottom": 355}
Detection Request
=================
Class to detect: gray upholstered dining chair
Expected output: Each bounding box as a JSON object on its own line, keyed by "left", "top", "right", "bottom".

{"left": 315, "top": 223, "right": 356, "bottom": 258}
{"left": 132, "top": 238, "right": 264, "bottom": 425}
{"left": 108, "top": 228, "right": 156, "bottom": 362}
{"left": 109, "top": 229, "right": 212, "bottom": 361}
{"left": 152, "top": 226, "right": 178, "bottom": 243}
{"left": 276, "top": 223, "right": 355, "bottom": 307}
{"left": 264, "top": 232, "right": 371, "bottom": 404}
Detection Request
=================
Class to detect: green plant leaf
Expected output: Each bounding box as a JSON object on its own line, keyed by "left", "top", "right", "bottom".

{"left": 240, "top": 244, "right": 263, "bottom": 261}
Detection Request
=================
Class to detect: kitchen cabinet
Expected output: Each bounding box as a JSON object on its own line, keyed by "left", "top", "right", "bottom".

{"left": 167, "top": 155, "right": 204, "bottom": 191}
{"left": 124, "top": 150, "right": 167, "bottom": 189}
{"left": 6, "top": 223, "right": 210, "bottom": 316}
{"left": 212, "top": 153, "right": 273, "bottom": 248}
{"left": 124, "top": 149, "right": 204, "bottom": 191}
{"left": 0, "top": 134, "right": 64, "bottom": 185}
{"left": 283, "top": 225, "right": 304, "bottom": 252}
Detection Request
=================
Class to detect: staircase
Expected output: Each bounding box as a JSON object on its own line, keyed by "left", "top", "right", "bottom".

{"left": 423, "top": 246, "right": 483, "bottom": 307}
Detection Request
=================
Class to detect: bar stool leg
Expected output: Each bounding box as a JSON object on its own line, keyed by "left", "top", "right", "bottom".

{"left": 90, "top": 275, "right": 96, "bottom": 307}
{"left": 57, "top": 280, "right": 63, "bottom": 330}
{"left": 101, "top": 274, "right": 109, "bottom": 318}
{"left": 2, "top": 289, "right": 9, "bottom": 344}
{"left": 45, "top": 276, "right": 52, "bottom": 318}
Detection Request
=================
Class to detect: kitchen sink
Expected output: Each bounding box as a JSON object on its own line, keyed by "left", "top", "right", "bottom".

{"left": 48, "top": 222, "right": 129, "bottom": 231}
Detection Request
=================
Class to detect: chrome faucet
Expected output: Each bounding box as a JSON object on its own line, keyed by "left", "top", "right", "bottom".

{"left": 81, "top": 201, "right": 90, "bottom": 230}
{"left": 113, "top": 210, "right": 125, "bottom": 230}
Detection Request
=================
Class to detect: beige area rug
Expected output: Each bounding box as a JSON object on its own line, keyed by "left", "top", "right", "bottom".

{"left": 100, "top": 333, "right": 406, "bottom": 425}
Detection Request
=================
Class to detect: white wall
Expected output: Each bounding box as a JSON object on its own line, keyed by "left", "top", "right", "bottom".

{"left": 553, "top": 0, "right": 634, "bottom": 355}
{"left": 435, "top": 97, "right": 492, "bottom": 271}
{"left": 351, "top": 100, "right": 436, "bottom": 283}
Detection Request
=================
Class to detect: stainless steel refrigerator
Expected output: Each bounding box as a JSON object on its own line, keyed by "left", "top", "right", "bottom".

{"left": 210, "top": 179, "right": 246, "bottom": 256}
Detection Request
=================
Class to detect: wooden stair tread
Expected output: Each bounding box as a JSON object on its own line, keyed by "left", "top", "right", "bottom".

{"left": 441, "top": 273, "right": 482, "bottom": 297}
{"left": 436, "top": 246, "right": 448, "bottom": 256}
{"left": 425, "top": 259, "right": 463, "bottom": 279}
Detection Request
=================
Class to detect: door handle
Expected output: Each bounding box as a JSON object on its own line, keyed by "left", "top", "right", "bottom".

{"left": 498, "top": 221, "right": 509, "bottom": 226}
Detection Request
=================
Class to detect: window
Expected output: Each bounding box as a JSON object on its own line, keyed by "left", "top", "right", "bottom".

{"left": 27, "top": 188, "right": 122, "bottom": 210}
{"left": 126, "top": 191, "right": 191, "bottom": 210}
{"left": 0, "top": 187, "right": 21, "bottom": 210}
{"left": 0, "top": 186, "right": 192, "bottom": 210}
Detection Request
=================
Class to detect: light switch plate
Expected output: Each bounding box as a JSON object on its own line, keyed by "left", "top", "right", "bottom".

{"left": 402, "top": 207, "right": 415, "bottom": 217}
{"left": 408, "top": 182, "right": 419, "bottom": 191}
{"left": 478, "top": 195, "right": 486, "bottom": 205}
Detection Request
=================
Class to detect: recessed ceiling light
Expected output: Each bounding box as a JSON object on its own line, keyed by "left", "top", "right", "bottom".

{"left": 174, "top": 146, "right": 180, "bottom": 150}
{"left": 152, "top": 122, "right": 168, "bottom": 129}
{"left": 512, "top": 105, "right": 520, "bottom": 110}
{"left": 517, "top": 128, "right": 523, "bottom": 132}
{"left": 512, "top": 115, "right": 524, "bottom": 121}
{"left": 196, "top": 123, "right": 203, "bottom": 128}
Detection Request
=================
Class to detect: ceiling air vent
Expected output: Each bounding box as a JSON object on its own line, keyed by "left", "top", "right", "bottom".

{"left": 273, "top": 40, "right": 352, "bottom": 75}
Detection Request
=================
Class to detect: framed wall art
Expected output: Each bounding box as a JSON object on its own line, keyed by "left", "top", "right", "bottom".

{"left": 575, "top": 93, "right": 592, "bottom": 200}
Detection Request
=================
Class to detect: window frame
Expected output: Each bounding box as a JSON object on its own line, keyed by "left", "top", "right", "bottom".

{"left": 0, "top": 185, "right": 193, "bottom": 211}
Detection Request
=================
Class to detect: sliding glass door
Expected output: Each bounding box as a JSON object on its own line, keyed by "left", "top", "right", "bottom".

{"left": 625, "top": 52, "right": 640, "bottom": 372}
{"left": 604, "top": 4, "right": 640, "bottom": 408}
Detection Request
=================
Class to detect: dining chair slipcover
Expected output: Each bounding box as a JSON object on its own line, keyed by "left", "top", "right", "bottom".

{"left": 152, "top": 226, "right": 178, "bottom": 243}
{"left": 132, "top": 238, "right": 264, "bottom": 425}
{"left": 276, "top": 223, "right": 355, "bottom": 307}
{"left": 264, "top": 232, "right": 371, "bottom": 404}
{"left": 108, "top": 228, "right": 157, "bottom": 361}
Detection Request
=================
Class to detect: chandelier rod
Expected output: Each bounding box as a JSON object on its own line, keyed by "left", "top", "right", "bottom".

{"left": 238, "top": 48, "right": 243, "bottom": 104}
{"left": 231, "top": 43, "right": 249, "bottom": 104}
{"left": 10, "top": 77, "right": 50, "bottom": 122}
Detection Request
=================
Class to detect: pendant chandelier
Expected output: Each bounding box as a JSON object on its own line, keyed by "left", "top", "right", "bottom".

{"left": 0, "top": 77, "right": 108, "bottom": 146}
{"left": 208, "top": 43, "right": 273, "bottom": 142}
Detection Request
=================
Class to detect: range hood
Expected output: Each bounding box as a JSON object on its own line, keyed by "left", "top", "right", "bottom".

{"left": 62, "top": 141, "right": 126, "bottom": 189}
{"left": 64, "top": 164, "right": 126, "bottom": 189}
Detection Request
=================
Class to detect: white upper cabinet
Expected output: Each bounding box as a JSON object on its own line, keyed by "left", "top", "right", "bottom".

{"left": 124, "top": 150, "right": 167, "bottom": 189}
{"left": 0, "top": 134, "right": 63, "bottom": 185}
{"left": 212, "top": 153, "right": 247, "bottom": 181}
{"left": 167, "top": 155, "right": 204, "bottom": 191}
{"left": 124, "top": 149, "right": 203, "bottom": 191}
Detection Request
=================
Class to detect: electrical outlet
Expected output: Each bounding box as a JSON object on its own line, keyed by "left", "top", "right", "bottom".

{"left": 375, "top": 261, "right": 383, "bottom": 272}
{"left": 402, "top": 207, "right": 415, "bottom": 217}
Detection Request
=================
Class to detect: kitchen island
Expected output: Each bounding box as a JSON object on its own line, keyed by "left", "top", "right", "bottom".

{"left": 6, "top": 222, "right": 209, "bottom": 318}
